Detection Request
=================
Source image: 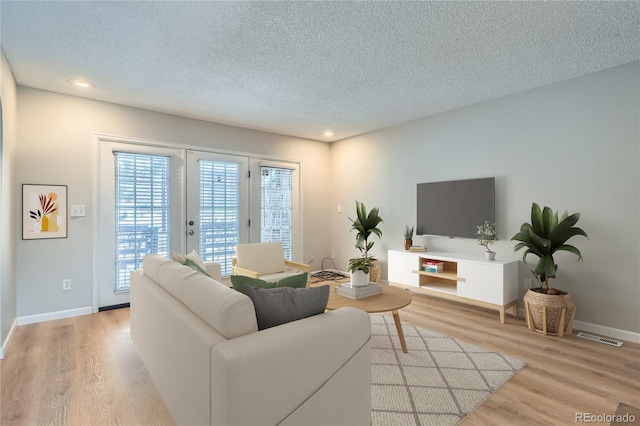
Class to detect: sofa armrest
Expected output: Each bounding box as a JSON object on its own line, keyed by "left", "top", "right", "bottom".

{"left": 131, "top": 269, "right": 227, "bottom": 426}
{"left": 210, "top": 307, "right": 371, "bottom": 426}
{"left": 204, "top": 261, "right": 222, "bottom": 281}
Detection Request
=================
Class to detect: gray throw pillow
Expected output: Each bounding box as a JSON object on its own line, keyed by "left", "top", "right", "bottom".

{"left": 243, "top": 285, "right": 330, "bottom": 330}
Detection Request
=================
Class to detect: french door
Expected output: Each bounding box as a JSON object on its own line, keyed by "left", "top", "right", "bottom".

{"left": 96, "top": 141, "right": 185, "bottom": 308}
{"left": 96, "top": 140, "right": 300, "bottom": 309}
{"left": 185, "top": 151, "right": 249, "bottom": 276}
{"left": 186, "top": 155, "right": 302, "bottom": 273}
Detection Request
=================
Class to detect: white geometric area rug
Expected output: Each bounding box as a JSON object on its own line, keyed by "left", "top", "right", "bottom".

{"left": 370, "top": 314, "right": 526, "bottom": 426}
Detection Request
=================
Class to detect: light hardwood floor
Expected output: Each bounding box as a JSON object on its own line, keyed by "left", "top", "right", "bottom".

{"left": 401, "top": 294, "right": 639, "bottom": 425}
{"left": 0, "top": 308, "right": 174, "bottom": 426}
{"left": 1, "top": 292, "right": 638, "bottom": 425}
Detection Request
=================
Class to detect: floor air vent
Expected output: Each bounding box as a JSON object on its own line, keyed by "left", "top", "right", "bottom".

{"left": 576, "top": 332, "right": 623, "bottom": 347}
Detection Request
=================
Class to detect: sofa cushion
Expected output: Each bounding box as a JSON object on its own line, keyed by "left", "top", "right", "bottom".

{"left": 181, "top": 273, "right": 258, "bottom": 339}
{"left": 230, "top": 273, "right": 308, "bottom": 294}
{"left": 143, "top": 255, "right": 186, "bottom": 301}
{"left": 243, "top": 285, "right": 330, "bottom": 330}
{"left": 143, "top": 255, "right": 258, "bottom": 339}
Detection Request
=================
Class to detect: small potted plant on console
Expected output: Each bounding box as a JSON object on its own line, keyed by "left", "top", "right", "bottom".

{"left": 348, "top": 201, "right": 383, "bottom": 287}
{"left": 511, "top": 203, "right": 588, "bottom": 337}
{"left": 403, "top": 225, "right": 414, "bottom": 250}
{"left": 476, "top": 220, "right": 498, "bottom": 260}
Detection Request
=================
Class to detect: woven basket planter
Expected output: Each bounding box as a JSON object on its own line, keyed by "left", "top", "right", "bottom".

{"left": 523, "top": 289, "right": 576, "bottom": 337}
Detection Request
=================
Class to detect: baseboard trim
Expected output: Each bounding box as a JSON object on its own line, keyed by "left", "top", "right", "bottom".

{"left": 16, "top": 306, "right": 93, "bottom": 326}
{"left": 98, "top": 303, "right": 130, "bottom": 312}
{"left": 0, "top": 317, "right": 18, "bottom": 359}
{"left": 572, "top": 320, "right": 640, "bottom": 344}
{"left": 517, "top": 308, "right": 639, "bottom": 344}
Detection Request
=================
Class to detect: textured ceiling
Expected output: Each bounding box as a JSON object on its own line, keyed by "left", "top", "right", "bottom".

{"left": 1, "top": 1, "right": 639, "bottom": 142}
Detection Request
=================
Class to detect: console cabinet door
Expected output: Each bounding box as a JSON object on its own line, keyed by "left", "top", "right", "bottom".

{"left": 388, "top": 251, "right": 420, "bottom": 287}
{"left": 456, "top": 261, "right": 505, "bottom": 305}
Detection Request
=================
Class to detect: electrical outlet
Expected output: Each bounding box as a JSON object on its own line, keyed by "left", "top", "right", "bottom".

{"left": 331, "top": 251, "right": 335, "bottom": 260}
{"left": 63, "top": 279, "right": 71, "bottom": 291}
{"left": 524, "top": 278, "right": 532, "bottom": 289}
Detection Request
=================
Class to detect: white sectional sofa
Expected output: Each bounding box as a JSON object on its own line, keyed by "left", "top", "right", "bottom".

{"left": 130, "top": 254, "right": 371, "bottom": 426}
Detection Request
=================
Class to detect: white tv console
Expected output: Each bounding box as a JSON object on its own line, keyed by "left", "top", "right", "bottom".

{"left": 388, "top": 250, "right": 519, "bottom": 323}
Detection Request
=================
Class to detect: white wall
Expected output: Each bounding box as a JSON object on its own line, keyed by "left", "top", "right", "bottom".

{"left": 15, "top": 88, "right": 333, "bottom": 317}
{"left": 330, "top": 61, "right": 640, "bottom": 334}
{"left": 11, "top": 62, "right": 640, "bottom": 336}
{"left": 1, "top": 49, "right": 18, "bottom": 352}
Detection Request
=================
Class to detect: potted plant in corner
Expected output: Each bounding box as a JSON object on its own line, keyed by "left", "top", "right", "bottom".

{"left": 511, "top": 203, "right": 588, "bottom": 337}
{"left": 476, "top": 220, "right": 498, "bottom": 260}
{"left": 403, "top": 225, "right": 414, "bottom": 250}
{"left": 348, "top": 201, "right": 383, "bottom": 287}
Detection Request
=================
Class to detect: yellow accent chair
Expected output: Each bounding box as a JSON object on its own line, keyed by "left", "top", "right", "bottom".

{"left": 231, "top": 241, "right": 311, "bottom": 282}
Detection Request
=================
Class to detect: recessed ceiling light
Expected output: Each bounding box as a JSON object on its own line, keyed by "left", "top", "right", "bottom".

{"left": 68, "top": 79, "right": 94, "bottom": 89}
{"left": 323, "top": 130, "right": 334, "bottom": 138}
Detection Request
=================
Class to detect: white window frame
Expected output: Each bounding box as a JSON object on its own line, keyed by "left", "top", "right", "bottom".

{"left": 250, "top": 159, "right": 302, "bottom": 263}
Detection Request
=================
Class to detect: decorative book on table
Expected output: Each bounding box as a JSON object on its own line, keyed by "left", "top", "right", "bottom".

{"left": 408, "top": 245, "right": 427, "bottom": 252}
{"left": 335, "top": 282, "right": 382, "bottom": 300}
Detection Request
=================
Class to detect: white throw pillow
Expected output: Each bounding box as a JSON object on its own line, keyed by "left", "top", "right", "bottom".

{"left": 171, "top": 249, "right": 206, "bottom": 270}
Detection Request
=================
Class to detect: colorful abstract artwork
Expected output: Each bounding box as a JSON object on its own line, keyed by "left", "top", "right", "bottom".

{"left": 22, "top": 184, "right": 67, "bottom": 240}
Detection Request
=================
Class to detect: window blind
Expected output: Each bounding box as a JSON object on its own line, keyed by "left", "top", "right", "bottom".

{"left": 260, "top": 166, "right": 293, "bottom": 260}
{"left": 114, "top": 152, "right": 171, "bottom": 292}
{"left": 199, "top": 160, "right": 240, "bottom": 276}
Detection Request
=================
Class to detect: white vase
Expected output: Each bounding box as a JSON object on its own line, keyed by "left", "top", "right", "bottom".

{"left": 485, "top": 251, "right": 496, "bottom": 261}
{"left": 350, "top": 270, "right": 369, "bottom": 287}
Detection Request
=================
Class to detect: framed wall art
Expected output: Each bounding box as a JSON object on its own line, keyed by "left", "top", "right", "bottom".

{"left": 22, "top": 184, "right": 68, "bottom": 240}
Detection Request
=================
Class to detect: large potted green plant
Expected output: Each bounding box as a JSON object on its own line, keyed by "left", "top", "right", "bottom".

{"left": 348, "top": 201, "right": 383, "bottom": 287}
{"left": 511, "top": 203, "right": 588, "bottom": 336}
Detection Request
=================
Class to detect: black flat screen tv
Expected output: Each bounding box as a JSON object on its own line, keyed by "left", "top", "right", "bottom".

{"left": 416, "top": 177, "right": 495, "bottom": 239}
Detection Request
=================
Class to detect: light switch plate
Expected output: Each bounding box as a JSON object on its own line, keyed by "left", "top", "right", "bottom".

{"left": 71, "top": 204, "right": 86, "bottom": 217}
